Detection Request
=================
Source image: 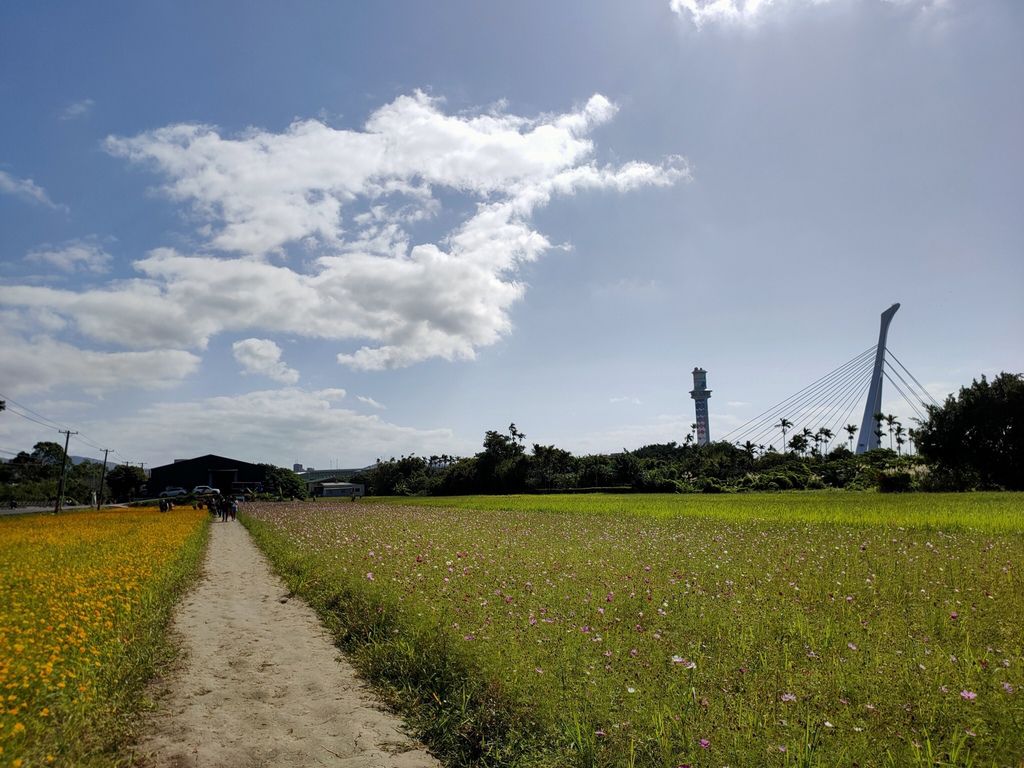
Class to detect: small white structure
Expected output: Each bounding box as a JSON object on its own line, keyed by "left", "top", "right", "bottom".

{"left": 315, "top": 481, "right": 364, "bottom": 499}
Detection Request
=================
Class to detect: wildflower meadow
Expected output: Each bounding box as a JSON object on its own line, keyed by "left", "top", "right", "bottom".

{"left": 244, "top": 492, "right": 1024, "bottom": 767}
{"left": 0, "top": 507, "right": 207, "bottom": 767}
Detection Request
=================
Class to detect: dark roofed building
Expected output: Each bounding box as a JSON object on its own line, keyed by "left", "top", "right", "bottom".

{"left": 148, "top": 454, "right": 265, "bottom": 496}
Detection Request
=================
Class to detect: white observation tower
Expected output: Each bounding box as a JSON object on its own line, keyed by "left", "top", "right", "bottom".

{"left": 690, "top": 367, "right": 712, "bottom": 446}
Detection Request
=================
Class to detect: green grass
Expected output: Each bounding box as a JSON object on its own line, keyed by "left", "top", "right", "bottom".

{"left": 243, "top": 492, "right": 1024, "bottom": 767}
{"left": 380, "top": 491, "right": 1024, "bottom": 532}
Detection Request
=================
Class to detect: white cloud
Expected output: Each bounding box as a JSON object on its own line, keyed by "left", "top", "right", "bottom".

{"left": 610, "top": 396, "right": 642, "bottom": 405}
{"left": 0, "top": 170, "right": 63, "bottom": 210}
{"left": 670, "top": 0, "right": 955, "bottom": 28}
{"left": 26, "top": 238, "right": 113, "bottom": 273}
{"left": 231, "top": 338, "right": 300, "bottom": 384}
{"left": 94, "top": 387, "right": 459, "bottom": 467}
{"left": 0, "top": 328, "right": 200, "bottom": 397}
{"left": 356, "top": 395, "right": 386, "bottom": 409}
{"left": 103, "top": 92, "right": 651, "bottom": 256}
{"left": 0, "top": 93, "right": 685, "bottom": 372}
{"left": 60, "top": 99, "right": 95, "bottom": 121}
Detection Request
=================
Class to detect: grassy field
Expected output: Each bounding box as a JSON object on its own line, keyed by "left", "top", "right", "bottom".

{"left": 243, "top": 492, "right": 1024, "bottom": 767}
{"left": 0, "top": 507, "right": 208, "bottom": 767}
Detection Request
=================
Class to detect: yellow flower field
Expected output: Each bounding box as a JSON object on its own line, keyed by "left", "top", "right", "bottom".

{"left": 0, "top": 507, "right": 207, "bottom": 767}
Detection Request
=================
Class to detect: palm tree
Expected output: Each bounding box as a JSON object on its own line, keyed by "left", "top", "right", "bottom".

{"left": 884, "top": 414, "right": 897, "bottom": 450}
{"left": 894, "top": 423, "right": 906, "bottom": 457}
{"left": 776, "top": 418, "right": 793, "bottom": 454}
{"left": 690, "top": 423, "right": 698, "bottom": 443}
{"left": 873, "top": 413, "right": 885, "bottom": 451}
{"left": 811, "top": 429, "right": 823, "bottom": 458}
{"left": 789, "top": 433, "right": 809, "bottom": 455}
{"left": 819, "top": 428, "right": 834, "bottom": 458}
{"left": 801, "top": 428, "right": 814, "bottom": 458}
{"left": 845, "top": 423, "right": 858, "bottom": 452}
{"left": 741, "top": 440, "right": 757, "bottom": 459}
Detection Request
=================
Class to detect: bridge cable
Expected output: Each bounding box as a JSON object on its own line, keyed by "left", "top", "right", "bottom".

{"left": 721, "top": 346, "right": 875, "bottom": 442}
{"left": 735, "top": 352, "right": 875, "bottom": 448}
{"left": 885, "top": 348, "right": 941, "bottom": 407}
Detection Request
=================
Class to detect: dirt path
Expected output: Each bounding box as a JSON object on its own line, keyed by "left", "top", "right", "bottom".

{"left": 134, "top": 518, "right": 440, "bottom": 768}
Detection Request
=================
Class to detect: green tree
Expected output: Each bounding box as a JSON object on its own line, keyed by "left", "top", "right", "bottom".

{"left": 884, "top": 414, "right": 898, "bottom": 450}
{"left": 775, "top": 418, "right": 793, "bottom": 453}
{"left": 788, "top": 433, "right": 809, "bottom": 455}
{"left": 818, "top": 428, "right": 834, "bottom": 457}
{"left": 845, "top": 423, "right": 858, "bottom": 452}
{"left": 915, "top": 372, "right": 1024, "bottom": 490}
{"left": 258, "top": 464, "right": 308, "bottom": 499}
{"left": 106, "top": 465, "right": 147, "bottom": 501}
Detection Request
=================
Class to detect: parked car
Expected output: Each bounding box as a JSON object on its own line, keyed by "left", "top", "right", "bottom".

{"left": 192, "top": 485, "right": 220, "bottom": 495}
{"left": 159, "top": 487, "right": 188, "bottom": 498}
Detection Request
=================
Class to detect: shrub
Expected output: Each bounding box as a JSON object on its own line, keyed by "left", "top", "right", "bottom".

{"left": 877, "top": 470, "right": 913, "bottom": 493}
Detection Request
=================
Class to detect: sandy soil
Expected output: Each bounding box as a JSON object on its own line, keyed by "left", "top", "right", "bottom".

{"left": 134, "top": 517, "right": 440, "bottom": 768}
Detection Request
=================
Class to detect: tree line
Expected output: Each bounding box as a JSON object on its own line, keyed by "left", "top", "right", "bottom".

{"left": 352, "top": 372, "right": 1022, "bottom": 495}
{"left": 3, "top": 371, "right": 1018, "bottom": 504}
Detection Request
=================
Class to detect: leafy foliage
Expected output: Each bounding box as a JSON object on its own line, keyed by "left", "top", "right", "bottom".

{"left": 915, "top": 372, "right": 1024, "bottom": 490}
{"left": 257, "top": 463, "right": 308, "bottom": 499}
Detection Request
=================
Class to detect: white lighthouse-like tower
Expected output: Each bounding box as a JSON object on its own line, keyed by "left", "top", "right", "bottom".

{"left": 690, "top": 367, "right": 712, "bottom": 446}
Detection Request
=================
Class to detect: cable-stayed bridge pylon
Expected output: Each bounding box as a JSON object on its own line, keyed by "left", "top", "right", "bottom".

{"left": 720, "top": 304, "right": 938, "bottom": 455}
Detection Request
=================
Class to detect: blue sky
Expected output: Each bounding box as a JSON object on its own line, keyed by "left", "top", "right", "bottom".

{"left": 1, "top": 0, "right": 1021, "bottom": 469}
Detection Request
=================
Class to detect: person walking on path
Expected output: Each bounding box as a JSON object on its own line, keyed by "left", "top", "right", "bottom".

{"left": 134, "top": 514, "right": 438, "bottom": 768}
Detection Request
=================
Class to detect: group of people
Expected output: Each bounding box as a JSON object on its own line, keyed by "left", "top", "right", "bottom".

{"left": 158, "top": 498, "right": 174, "bottom": 512}
{"left": 201, "top": 494, "right": 238, "bottom": 522}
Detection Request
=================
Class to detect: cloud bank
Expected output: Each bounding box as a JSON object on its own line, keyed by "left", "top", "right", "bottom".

{"left": 2, "top": 92, "right": 685, "bottom": 372}
{"left": 670, "top": 0, "right": 955, "bottom": 28}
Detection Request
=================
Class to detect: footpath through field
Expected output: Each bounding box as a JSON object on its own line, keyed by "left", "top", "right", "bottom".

{"left": 134, "top": 516, "right": 439, "bottom": 768}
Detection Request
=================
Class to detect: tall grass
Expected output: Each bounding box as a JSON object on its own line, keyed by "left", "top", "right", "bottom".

{"left": 382, "top": 491, "right": 1024, "bottom": 532}
{"left": 244, "top": 493, "right": 1024, "bottom": 767}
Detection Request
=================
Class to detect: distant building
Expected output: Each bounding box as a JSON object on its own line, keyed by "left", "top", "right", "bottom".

{"left": 293, "top": 463, "right": 304, "bottom": 472}
{"left": 148, "top": 454, "right": 265, "bottom": 495}
{"left": 313, "top": 481, "right": 365, "bottom": 498}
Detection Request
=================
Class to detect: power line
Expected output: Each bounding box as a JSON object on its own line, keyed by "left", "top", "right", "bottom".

{"left": 4, "top": 406, "right": 62, "bottom": 432}
{"left": 0, "top": 392, "right": 66, "bottom": 430}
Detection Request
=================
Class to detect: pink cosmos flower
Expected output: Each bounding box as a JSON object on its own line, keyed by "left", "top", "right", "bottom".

{"left": 960, "top": 690, "right": 976, "bottom": 701}
{"left": 781, "top": 693, "right": 797, "bottom": 703}
{"left": 365, "top": 571, "right": 374, "bottom": 581}
{"left": 699, "top": 738, "right": 710, "bottom": 749}
{"left": 847, "top": 642, "right": 858, "bottom": 651}
{"left": 1003, "top": 682, "right": 1014, "bottom": 694}
{"left": 950, "top": 611, "right": 959, "bottom": 620}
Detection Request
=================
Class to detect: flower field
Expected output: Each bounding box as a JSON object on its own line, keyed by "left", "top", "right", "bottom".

{"left": 0, "top": 507, "right": 207, "bottom": 767}
{"left": 244, "top": 493, "right": 1024, "bottom": 767}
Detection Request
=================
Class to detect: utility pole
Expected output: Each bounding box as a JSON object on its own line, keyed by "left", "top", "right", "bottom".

{"left": 96, "top": 449, "right": 110, "bottom": 509}
{"left": 54, "top": 430, "right": 78, "bottom": 514}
